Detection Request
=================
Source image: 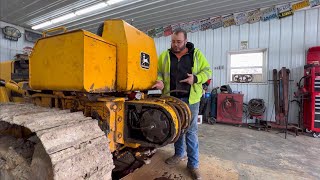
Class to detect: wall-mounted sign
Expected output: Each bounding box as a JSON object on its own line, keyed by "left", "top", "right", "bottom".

{"left": 155, "top": 27, "right": 164, "bottom": 38}
{"left": 163, "top": 26, "right": 173, "bottom": 36}
{"left": 210, "top": 17, "right": 223, "bottom": 30}
{"left": 25, "top": 30, "right": 42, "bottom": 43}
{"left": 190, "top": 21, "right": 200, "bottom": 32}
{"left": 277, "top": 4, "right": 293, "bottom": 19}
{"left": 180, "top": 22, "right": 192, "bottom": 33}
{"left": 171, "top": 24, "right": 180, "bottom": 32}
{"left": 240, "top": 41, "right": 248, "bottom": 50}
{"left": 248, "top": 9, "right": 262, "bottom": 24}
{"left": 292, "top": 0, "right": 310, "bottom": 11}
{"left": 234, "top": 12, "right": 248, "bottom": 26}
{"left": 232, "top": 74, "right": 253, "bottom": 83}
{"left": 147, "top": 28, "right": 156, "bottom": 38}
{"left": 200, "top": 18, "right": 211, "bottom": 31}
{"left": 222, "top": 14, "right": 236, "bottom": 28}
{"left": 310, "top": 0, "right": 320, "bottom": 7}
{"left": 261, "top": 7, "right": 278, "bottom": 21}
{"left": 2, "top": 26, "right": 21, "bottom": 41}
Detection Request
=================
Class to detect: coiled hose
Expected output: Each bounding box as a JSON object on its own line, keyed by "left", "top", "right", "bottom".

{"left": 248, "top": 99, "right": 266, "bottom": 116}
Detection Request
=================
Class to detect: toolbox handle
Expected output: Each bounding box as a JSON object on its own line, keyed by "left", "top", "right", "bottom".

{"left": 42, "top": 27, "right": 67, "bottom": 37}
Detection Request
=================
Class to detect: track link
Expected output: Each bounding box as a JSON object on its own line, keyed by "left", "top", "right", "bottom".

{"left": 0, "top": 103, "right": 114, "bottom": 180}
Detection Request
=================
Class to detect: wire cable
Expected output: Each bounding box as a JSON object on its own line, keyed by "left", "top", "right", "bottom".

{"left": 248, "top": 99, "right": 266, "bottom": 116}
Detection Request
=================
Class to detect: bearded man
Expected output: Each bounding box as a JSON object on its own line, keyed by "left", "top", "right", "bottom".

{"left": 152, "top": 29, "right": 212, "bottom": 180}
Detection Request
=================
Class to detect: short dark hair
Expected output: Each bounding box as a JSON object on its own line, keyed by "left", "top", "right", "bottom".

{"left": 173, "top": 28, "right": 187, "bottom": 39}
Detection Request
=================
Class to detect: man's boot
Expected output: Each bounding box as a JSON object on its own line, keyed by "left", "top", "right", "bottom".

{"left": 165, "top": 155, "right": 187, "bottom": 165}
{"left": 188, "top": 167, "right": 201, "bottom": 180}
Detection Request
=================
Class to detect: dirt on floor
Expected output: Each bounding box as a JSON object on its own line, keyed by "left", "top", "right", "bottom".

{"left": 2, "top": 123, "right": 319, "bottom": 180}
{"left": 123, "top": 148, "right": 314, "bottom": 180}
{"left": 124, "top": 124, "right": 320, "bottom": 180}
{"left": 0, "top": 136, "right": 35, "bottom": 180}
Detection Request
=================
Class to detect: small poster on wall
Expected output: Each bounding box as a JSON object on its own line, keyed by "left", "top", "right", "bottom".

{"left": 277, "top": 3, "right": 293, "bottom": 18}
{"left": 240, "top": 41, "right": 248, "bottom": 50}
{"left": 261, "top": 6, "right": 278, "bottom": 21}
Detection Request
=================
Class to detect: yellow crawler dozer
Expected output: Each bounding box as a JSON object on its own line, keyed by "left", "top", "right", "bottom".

{"left": 0, "top": 20, "right": 191, "bottom": 180}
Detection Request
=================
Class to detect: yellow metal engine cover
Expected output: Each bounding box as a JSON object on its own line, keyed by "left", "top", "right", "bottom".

{"left": 0, "top": 60, "right": 13, "bottom": 82}
{"left": 29, "top": 30, "right": 116, "bottom": 93}
{"left": 102, "top": 20, "right": 157, "bottom": 91}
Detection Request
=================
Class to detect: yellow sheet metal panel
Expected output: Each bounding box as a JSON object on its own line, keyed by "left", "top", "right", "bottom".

{"left": 29, "top": 30, "right": 116, "bottom": 93}
{"left": 0, "top": 61, "right": 13, "bottom": 97}
{"left": 0, "top": 61, "right": 13, "bottom": 82}
{"left": 0, "top": 87, "right": 10, "bottom": 102}
{"left": 83, "top": 31, "right": 116, "bottom": 93}
{"left": 102, "top": 20, "right": 157, "bottom": 91}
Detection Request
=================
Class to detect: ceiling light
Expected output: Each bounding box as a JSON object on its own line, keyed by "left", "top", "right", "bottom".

{"left": 32, "top": 21, "right": 53, "bottom": 30}
{"left": 75, "top": 2, "right": 108, "bottom": 15}
{"left": 51, "top": 13, "right": 76, "bottom": 24}
{"left": 107, "top": 0, "right": 125, "bottom": 5}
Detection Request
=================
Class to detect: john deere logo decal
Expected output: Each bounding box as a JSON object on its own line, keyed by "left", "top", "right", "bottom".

{"left": 2, "top": 26, "right": 21, "bottom": 41}
{"left": 140, "top": 52, "right": 150, "bottom": 69}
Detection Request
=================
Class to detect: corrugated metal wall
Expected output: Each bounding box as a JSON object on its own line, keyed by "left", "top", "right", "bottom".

{"left": 154, "top": 7, "right": 320, "bottom": 124}
{"left": 0, "top": 21, "right": 34, "bottom": 61}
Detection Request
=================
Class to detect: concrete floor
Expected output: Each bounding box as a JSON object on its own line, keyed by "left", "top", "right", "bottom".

{"left": 124, "top": 124, "right": 320, "bottom": 180}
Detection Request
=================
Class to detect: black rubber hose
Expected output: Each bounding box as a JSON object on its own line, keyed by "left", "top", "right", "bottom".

{"left": 248, "top": 99, "right": 266, "bottom": 116}
{"left": 0, "top": 79, "right": 6, "bottom": 86}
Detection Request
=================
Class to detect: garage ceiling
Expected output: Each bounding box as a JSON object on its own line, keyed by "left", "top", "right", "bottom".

{"left": 1, "top": 0, "right": 296, "bottom": 33}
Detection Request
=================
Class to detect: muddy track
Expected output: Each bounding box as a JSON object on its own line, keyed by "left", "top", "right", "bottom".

{"left": 0, "top": 103, "right": 114, "bottom": 180}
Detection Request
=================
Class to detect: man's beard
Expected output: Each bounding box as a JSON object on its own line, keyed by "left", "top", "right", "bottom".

{"left": 171, "top": 45, "right": 186, "bottom": 53}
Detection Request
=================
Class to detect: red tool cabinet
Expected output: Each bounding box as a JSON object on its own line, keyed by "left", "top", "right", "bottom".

{"left": 303, "top": 47, "right": 320, "bottom": 134}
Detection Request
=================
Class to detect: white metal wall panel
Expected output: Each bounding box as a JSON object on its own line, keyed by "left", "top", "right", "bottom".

{"left": 229, "top": 25, "right": 240, "bottom": 99}
{"left": 305, "top": 9, "right": 318, "bottom": 49}
{"left": 0, "top": 21, "right": 34, "bottom": 62}
{"left": 289, "top": 11, "right": 306, "bottom": 123}
{"left": 221, "top": 27, "right": 231, "bottom": 87}
{"left": 213, "top": 28, "right": 222, "bottom": 87}
{"left": 239, "top": 24, "right": 250, "bottom": 104}
{"left": 258, "top": 20, "right": 270, "bottom": 122}
{"left": 204, "top": 29, "right": 214, "bottom": 76}
{"left": 318, "top": 9, "right": 320, "bottom": 45}
{"left": 154, "top": 8, "right": 320, "bottom": 124}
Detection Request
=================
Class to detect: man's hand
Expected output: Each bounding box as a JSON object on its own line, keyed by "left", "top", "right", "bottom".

{"left": 180, "top": 73, "right": 194, "bottom": 85}
{"left": 152, "top": 80, "right": 164, "bottom": 90}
